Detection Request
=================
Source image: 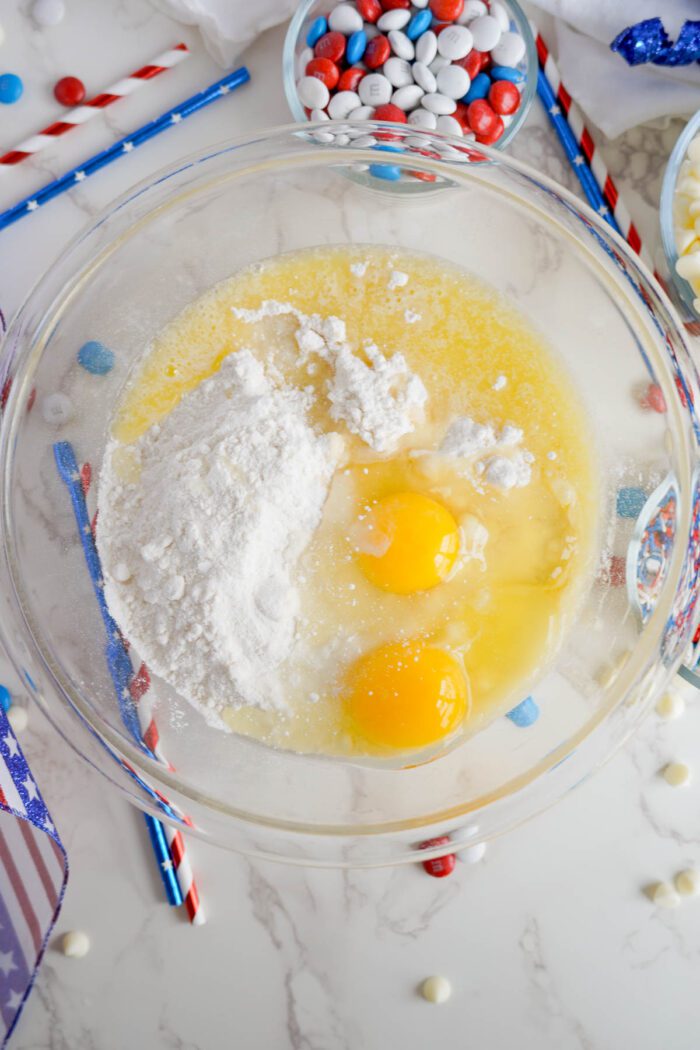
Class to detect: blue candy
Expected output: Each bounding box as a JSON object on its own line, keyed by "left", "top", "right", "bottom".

{"left": 507, "top": 697, "right": 540, "bottom": 728}
{"left": 346, "top": 29, "right": 367, "bottom": 65}
{"left": 369, "top": 146, "right": 403, "bottom": 181}
{"left": 306, "top": 16, "right": 328, "bottom": 48}
{"left": 0, "top": 74, "right": 23, "bottom": 105}
{"left": 464, "top": 72, "right": 491, "bottom": 102}
{"left": 0, "top": 685, "right": 11, "bottom": 713}
{"left": 490, "top": 65, "right": 525, "bottom": 83}
{"left": 616, "top": 486, "right": 647, "bottom": 519}
{"left": 407, "top": 9, "right": 432, "bottom": 40}
{"left": 78, "top": 340, "right": 115, "bottom": 375}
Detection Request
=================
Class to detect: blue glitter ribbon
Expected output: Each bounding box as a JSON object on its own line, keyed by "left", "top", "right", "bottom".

{"left": 611, "top": 18, "right": 700, "bottom": 67}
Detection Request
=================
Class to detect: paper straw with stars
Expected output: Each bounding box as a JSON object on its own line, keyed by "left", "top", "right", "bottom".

{"left": 0, "top": 66, "right": 250, "bottom": 233}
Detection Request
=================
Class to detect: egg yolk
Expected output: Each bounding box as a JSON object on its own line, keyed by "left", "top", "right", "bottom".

{"left": 354, "top": 491, "right": 460, "bottom": 594}
{"left": 345, "top": 641, "right": 468, "bottom": 750}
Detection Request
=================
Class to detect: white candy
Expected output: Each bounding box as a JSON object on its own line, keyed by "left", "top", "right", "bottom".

{"left": 436, "top": 64, "right": 470, "bottom": 100}
{"left": 41, "top": 393, "right": 74, "bottom": 426}
{"left": 415, "top": 30, "right": 437, "bottom": 65}
{"left": 421, "top": 976, "right": 452, "bottom": 1004}
{"left": 392, "top": 84, "right": 424, "bottom": 110}
{"left": 32, "top": 0, "right": 65, "bottom": 26}
{"left": 429, "top": 54, "right": 451, "bottom": 73}
{"left": 352, "top": 134, "right": 377, "bottom": 147}
{"left": 437, "top": 114, "right": 464, "bottom": 137}
{"left": 328, "top": 89, "right": 362, "bottom": 118}
{"left": 310, "top": 108, "right": 330, "bottom": 121}
{"left": 460, "top": 840, "right": 486, "bottom": 863}
{"left": 313, "top": 130, "right": 335, "bottom": 143}
{"left": 406, "top": 134, "right": 434, "bottom": 148}
{"left": 334, "top": 133, "right": 351, "bottom": 145}
{"left": 491, "top": 30, "right": 526, "bottom": 66}
{"left": 359, "top": 73, "right": 392, "bottom": 106}
{"left": 377, "top": 8, "right": 411, "bottom": 31}
{"left": 364, "top": 22, "right": 379, "bottom": 39}
{"left": 61, "top": 930, "right": 91, "bottom": 958}
{"left": 421, "top": 92, "right": 457, "bottom": 115}
{"left": 407, "top": 107, "right": 437, "bottom": 129}
{"left": 296, "top": 46, "right": 314, "bottom": 80}
{"left": 297, "top": 76, "right": 330, "bottom": 110}
{"left": 388, "top": 29, "right": 414, "bottom": 60}
{"left": 458, "top": 0, "right": 487, "bottom": 23}
{"left": 412, "top": 0, "right": 430, "bottom": 7}
{"left": 329, "top": 4, "right": 364, "bottom": 33}
{"left": 437, "top": 25, "right": 473, "bottom": 60}
{"left": 0, "top": 23, "right": 5, "bottom": 47}
{"left": 384, "top": 56, "right": 414, "bottom": 88}
{"left": 490, "top": 1, "right": 511, "bottom": 31}
{"left": 347, "top": 105, "right": 375, "bottom": 120}
{"left": 7, "top": 706, "right": 28, "bottom": 733}
{"left": 469, "top": 14, "right": 502, "bottom": 51}
{"left": 412, "top": 61, "right": 437, "bottom": 94}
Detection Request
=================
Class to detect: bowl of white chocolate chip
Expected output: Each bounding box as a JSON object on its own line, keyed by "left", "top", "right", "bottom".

{"left": 661, "top": 109, "right": 700, "bottom": 318}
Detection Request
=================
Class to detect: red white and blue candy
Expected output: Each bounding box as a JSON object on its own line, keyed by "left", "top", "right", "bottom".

{"left": 295, "top": 0, "right": 527, "bottom": 145}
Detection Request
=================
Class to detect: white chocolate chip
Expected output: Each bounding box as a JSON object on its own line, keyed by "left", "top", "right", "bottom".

{"left": 663, "top": 761, "right": 691, "bottom": 787}
{"left": 420, "top": 975, "right": 452, "bottom": 1003}
{"left": 460, "top": 841, "right": 486, "bottom": 864}
{"left": 656, "top": 691, "right": 685, "bottom": 720}
{"left": 61, "top": 930, "right": 91, "bottom": 958}
{"left": 650, "top": 882, "right": 680, "bottom": 908}
{"left": 7, "top": 706, "right": 28, "bottom": 733}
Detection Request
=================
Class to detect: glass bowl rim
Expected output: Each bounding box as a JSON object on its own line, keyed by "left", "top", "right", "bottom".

{"left": 660, "top": 107, "right": 700, "bottom": 319}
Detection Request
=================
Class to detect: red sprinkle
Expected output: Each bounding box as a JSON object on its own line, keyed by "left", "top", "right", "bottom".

{"left": 306, "top": 57, "right": 340, "bottom": 90}
{"left": 429, "top": 0, "right": 464, "bottom": 20}
{"left": 373, "top": 102, "right": 407, "bottom": 123}
{"left": 314, "top": 31, "right": 346, "bottom": 63}
{"left": 358, "top": 0, "right": 382, "bottom": 21}
{"left": 467, "top": 99, "right": 498, "bottom": 135}
{"left": 420, "top": 836, "right": 456, "bottom": 878}
{"left": 475, "top": 114, "right": 504, "bottom": 143}
{"left": 54, "top": 76, "right": 86, "bottom": 106}
{"left": 608, "top": 555, "right": 626, "bottom": 587}
{"left": 338, "top": 66, "right": 367, "bottom": 92}
{"left": 489, "top": 79, "right": 520, "bottom": 115}
{"left": 364, "top": 33, "right": 391, "bottom": 68}
{"left": 640, "top": 382, "right": 667, "bottom": 413}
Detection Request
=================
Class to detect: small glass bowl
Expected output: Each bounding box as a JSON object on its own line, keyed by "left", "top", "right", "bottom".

{"left": 283, "top": 0, "right": 537, "bottom": 151}
{"left": 660, "top": 108, "right": 700, "bottom": 319}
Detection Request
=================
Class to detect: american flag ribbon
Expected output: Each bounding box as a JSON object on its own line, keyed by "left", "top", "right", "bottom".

{"left": 0, "top": 710, "right": 67, "bottom": 1047}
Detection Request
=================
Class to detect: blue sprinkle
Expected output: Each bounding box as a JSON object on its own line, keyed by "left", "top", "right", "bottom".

{"left": 507, "top": 697, "right": 540, "bottom": 728}
{"left": 407, "top": 9, "right": 432, "bottom": 40}
{"left": 464, "top": 72, "right": 491, "bottom": 102}
{"left": 77, "top": 340, "right": 115, "bottom": 376}
{"left": 346, "top": 29, "right": 367, "bottom": 65}
{"left": 0, "top": 74, "right": 24, "bottom": 105}
{"left": 490, "top": 64, "right": 525, "bottom": 83}
{"left": 306, "top": 16, "right": 328, "bottom": 48}
{"left": 616, "top": 486, "right": 647, "bottom": 519}
{"left": 0, "top": 685, "right": 11, "bottom": 713}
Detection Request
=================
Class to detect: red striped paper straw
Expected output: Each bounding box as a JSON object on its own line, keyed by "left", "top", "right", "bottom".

{"left": 0, "top": 43, "right": 190, "bottom": 167}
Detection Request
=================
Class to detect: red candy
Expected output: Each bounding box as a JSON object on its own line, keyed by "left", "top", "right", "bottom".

{"left": 54, "top": 76, "right": 86, "bottom": 106}
{"left": 358, "top": 0, "right": 382, "bottom": 20}
{"left": 489, "top": 79, "right": 520, "bottom": 115}
{"left": 373, "top": 103, "right": 407, "bottom": 123}
{"left": 338, "top": 66, "right": 366, "bottom": 92}
{"left": 314, "top": 31, "right": 346, "bottom": 62}
{"left": 429, "top": 0, "right": 464, "bottom": 20}
{"left": 453, "top": 101, "right": 471, "bottom": 133}
{"left": 640, "top": 382, "right": 667, "bottom": 413}
{"left": 420, "top": 836, "right": 456, "bottom": 878}
{"left": 467, "top": 98, "right": 498, "bottom": 136}
{"left": 380, "top": 0, "right": 411, "bottom": 8}
{"left": 458, "top": 49, "right": 487, "bottom": 78}
{"left": 306, "top": 57, "right": 340, "bottom": 90}
{"left": 364, "top": 33, "right": 391, "bottom": 68}
{"left": 476, "top": 114, "right": 504, "bottom": 144}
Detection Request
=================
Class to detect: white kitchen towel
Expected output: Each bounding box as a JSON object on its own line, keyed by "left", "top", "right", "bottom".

{"left": 529, "top": 0, "right": 700, "bottom": 138}
{"left": 150, "top": 0, "right": 298, "bottom": 67}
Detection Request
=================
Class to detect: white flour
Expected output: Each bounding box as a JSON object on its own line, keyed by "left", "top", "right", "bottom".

{"left": 97, "top": 350, "right": 343, "bottom": 727}
{"left": 414, "top": 417, "right": 534, "bottom": 492}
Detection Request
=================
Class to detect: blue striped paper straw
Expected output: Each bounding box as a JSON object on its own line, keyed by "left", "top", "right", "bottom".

{"left": 0, "top": 66, "right": 250, "bottom": 233}
{"left": 143, "top": 813, "right": 184, "bottom": 907}
{"left": 535, "top": 68, "right": 622, "bottom": 238}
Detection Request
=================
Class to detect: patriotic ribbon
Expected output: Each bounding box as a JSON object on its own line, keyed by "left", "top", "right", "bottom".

{"left": 0, "top": 709, "right": 67, "bottom": 1048}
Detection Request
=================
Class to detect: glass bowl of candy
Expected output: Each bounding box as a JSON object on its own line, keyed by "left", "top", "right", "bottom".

{"left": 660, "top": 108, "right": 700, "bottom": 320}
{"left": 283, "top": 0, "right": 537, "bottom": 150}
{"left": 1, "top": 123, "right": 699, "bottom": 867}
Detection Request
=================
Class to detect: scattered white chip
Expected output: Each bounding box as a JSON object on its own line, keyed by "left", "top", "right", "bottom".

{"left": 675, "top": 869, "right": 700, "bottom": 896}
{"left": 7, "top": 706, "right": 28, "bottom": 733}
{"left": 663, "top": 761, "right": 691, "bottom": 787}
{"left": 492, "top": 375, "right": 507, "bottom": 391}
{"left": 650, "top": 882, "right": 680, "bottom": 908}
{"left": 350, "top": 261, "right": 368, "bottom": 278}
{"left": 420, "top": 975, "right": 452, "bottom": 1004}
{"left": 404, "top": 309, "right": 421, "bottom": 324}
{"left": 41, "top": 392, "right": 74, "bottom": 426}
{"left": 61, "top": 930, "right": 91, "bottom": 958}
{"left": 656, "top": 691, "right": 685, "bottom": 720}
{"left": 388, "top": 269, "right": 409, "bottom": 290}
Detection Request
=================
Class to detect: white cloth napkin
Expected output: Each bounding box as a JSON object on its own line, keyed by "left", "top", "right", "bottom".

{"left": 529, "top": 0, "right": 700, "bottom": 138}
{"left": 151, "top": 0, "right": 298, "bottom": 66}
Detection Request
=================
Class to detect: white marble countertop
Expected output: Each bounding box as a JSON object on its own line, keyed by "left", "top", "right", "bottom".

{"left": 1, "top": 2, "right": 699, "bottom": 1048}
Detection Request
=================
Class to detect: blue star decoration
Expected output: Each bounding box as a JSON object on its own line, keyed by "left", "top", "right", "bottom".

{"left": 611, "top": 18, "right": 700, "bottom": 67}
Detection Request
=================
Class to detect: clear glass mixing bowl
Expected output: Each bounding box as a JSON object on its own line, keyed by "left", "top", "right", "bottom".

{"left": 1, "top": 124, "right": 699, "bottom": 867}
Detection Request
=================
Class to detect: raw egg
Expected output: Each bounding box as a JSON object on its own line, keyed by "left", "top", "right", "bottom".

{"left": 353, "top": 491, "right": 460, "bottom": 594}
{"left": 345, "top": 640, "right": 468, "bottom": 750}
